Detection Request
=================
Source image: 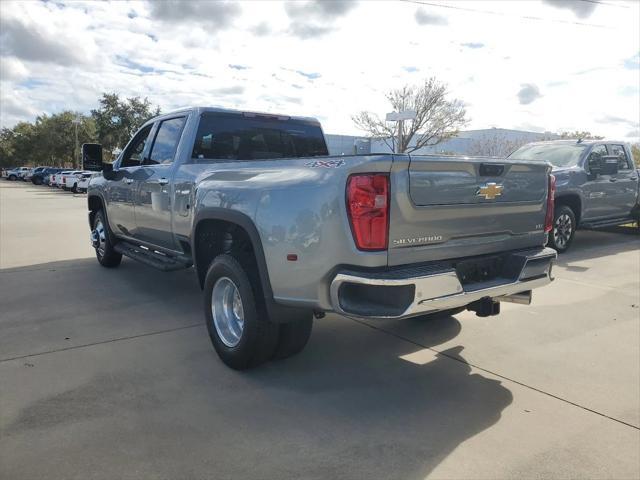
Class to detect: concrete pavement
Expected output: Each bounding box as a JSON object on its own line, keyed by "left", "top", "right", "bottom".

{"left": 1, "top": 180, "right": 638, "bottom": 479}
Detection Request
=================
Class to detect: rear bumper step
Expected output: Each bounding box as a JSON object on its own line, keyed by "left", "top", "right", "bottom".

{"left": 330, "top": 247, "right": 556, "bottom": 319}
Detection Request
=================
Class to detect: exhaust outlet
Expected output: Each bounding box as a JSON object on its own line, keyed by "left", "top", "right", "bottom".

{"left": 499, "top": 291, "right": 532, "bottom": 305}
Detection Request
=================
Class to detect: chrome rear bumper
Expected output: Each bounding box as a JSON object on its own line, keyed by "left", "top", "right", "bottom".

{"left": 330, "top": 247, "right": 556, "bottom": 320}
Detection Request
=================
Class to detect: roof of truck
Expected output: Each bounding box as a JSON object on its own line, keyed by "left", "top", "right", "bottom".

{"left": 151, "top": 106, "right": 321, "bottom": 125}
{"left": 525, "top": 139, "right": 629, "bottom": 146}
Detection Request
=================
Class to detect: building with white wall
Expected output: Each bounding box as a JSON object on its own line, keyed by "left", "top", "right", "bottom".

{"left": 325, "top": 128, "right": 559, "bottom": 157}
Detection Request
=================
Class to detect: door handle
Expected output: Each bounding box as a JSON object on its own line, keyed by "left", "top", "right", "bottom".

{"left": 609, "top": 178, "right": 617, "bottom": 182}
{"left": 157, "top": 178, "right": 169, "bottom": 185}
{"left": 124, "top": 178, "right": 134, "bottom": 184}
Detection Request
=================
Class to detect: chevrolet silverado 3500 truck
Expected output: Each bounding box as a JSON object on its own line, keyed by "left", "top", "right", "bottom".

{"left": 85, "top": 107, "right": 556, "bottom": 369}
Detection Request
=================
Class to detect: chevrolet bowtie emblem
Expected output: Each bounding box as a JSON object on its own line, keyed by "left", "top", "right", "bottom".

{"left": 476, "top": 183, "right": 504, "bottom": 200}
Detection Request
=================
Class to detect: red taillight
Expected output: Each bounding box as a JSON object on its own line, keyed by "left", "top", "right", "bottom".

{"left": 346, "top": 173, "right": 389, "bottom": 251}
{"left": 544, "top": 174, "right": 556, "bottom": 233}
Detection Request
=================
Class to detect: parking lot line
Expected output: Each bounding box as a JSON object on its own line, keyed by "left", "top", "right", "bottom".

{"left": 352, "top": 317, "right": 639, "bottom": 430}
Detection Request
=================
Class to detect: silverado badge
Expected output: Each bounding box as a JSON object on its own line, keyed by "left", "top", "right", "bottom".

{"left": 476, "top": 182, "right": 504, "bottom": 200}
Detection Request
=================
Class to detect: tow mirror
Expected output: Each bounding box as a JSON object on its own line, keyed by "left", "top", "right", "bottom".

{"left": 588, "top": 155, "right": 602, "bottom": 175}
{"left": 82, "top": 143, "right": 103, "bottom": 172}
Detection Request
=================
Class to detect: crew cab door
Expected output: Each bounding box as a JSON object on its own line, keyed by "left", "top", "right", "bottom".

{"left": 134, "top": 116, "right": 187, "bottom": 249}
{"left": 581, "top": 144, "right": 616, "bottom": 220}
{"left": 106, "top": 125, "right": 152, "bottom": 237}
{"left": 606, "top": 144, "right": 638, "bottom": 217}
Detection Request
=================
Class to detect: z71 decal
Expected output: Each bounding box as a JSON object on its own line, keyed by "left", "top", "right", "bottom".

{"left": 305, "top": 159, "right": 345, "bottom": 169}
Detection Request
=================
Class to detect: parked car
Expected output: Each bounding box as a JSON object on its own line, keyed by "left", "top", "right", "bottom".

{"left": 508, "top": 140, "right": 640, "bottom": 252}
{"left": 19, "top": 168, "right": 33, "bottom": 181}
{"left": 5, "top": 167, "right": 30, "bottom": 181}
{"left": 63, "top": 171, "right": 89, "bottom": 193}
{"left": 49, "top": 171, "right": 65, "bottom": 187}
{"left": 24, "top": 167, "right": 45, "bottom": 182}
{"left": 86, "top": 107, "right": 556, "bottom": 370}
{"left": 76, "top": 172, "right": 93, "bottom": 193}
{"left": 52, "top": 170, "right": 72, "bottom": 188}
{"left": 61, "top": 170, "right": 86, "bottom": 191}
{"left": 33, "top": 167, "right": 63, "bottom": 185}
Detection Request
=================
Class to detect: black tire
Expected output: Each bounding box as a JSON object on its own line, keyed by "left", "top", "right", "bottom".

{"left": 272, "top": 316, "right": 313, "bottom": 360}
{"left": 548, "top": 204, "right": 576, "bottom": 253}
{"left": 92, "top": 210, "right": 122, "bottom": 268}
{"left": 204, "top": 254, "right": 279, "bottom": 370}
{"left": 412, "top": 307, "right": 465, "bottom": 321}
{"left": 8, "top": 175, "right": 16, "bottom": 181}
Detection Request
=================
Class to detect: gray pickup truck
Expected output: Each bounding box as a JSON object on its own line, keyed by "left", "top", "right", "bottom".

{"left": 508, "top": 140, "right": 639, "bottom": 252}
{"left": 84, "top": 107, "right": 556, "bottom": 369}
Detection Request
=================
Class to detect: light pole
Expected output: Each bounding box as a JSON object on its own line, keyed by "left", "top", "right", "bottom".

{"left": 72, "top": 115, "right": 81, "bottom": 169}
{"left": 385, "top": 110, "right": 416, "bottom": 153}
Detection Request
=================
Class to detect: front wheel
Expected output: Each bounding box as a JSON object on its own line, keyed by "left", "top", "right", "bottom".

{"left": 204, "top": 254, "right": 279, "bottom": 370}
{"left": 8, "top": 175, "right": 16, "bottom": 181}
{"left": 548, "top": 205, "right": 576, "bottom": 253}
{"left": 92, "top": 210, "right": 122, "bottom": 268}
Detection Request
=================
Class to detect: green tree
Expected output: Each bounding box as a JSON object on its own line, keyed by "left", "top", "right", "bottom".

{"left": 632, "top": 144, "right": 640, "bottom": 168}
{"left": 0, "top": 113, "right": 96, "bottom": 168}
{"left": 0, "top": 90, "right": 161, "bottom": 168}
{"left": 0, "top": 128, "right": 17, "bottom": 168}
{"left": 0, "top": 122, "right": 37, "bottom": 168}
{"left": 30, "top": 112, "right": 96, "bottom": 167}
{"left": 91, "top": 93, "right": 160, "bottom": 160}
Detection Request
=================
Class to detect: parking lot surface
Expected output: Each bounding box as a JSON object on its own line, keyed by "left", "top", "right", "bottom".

{"left": 1, "top": 180, "right": 639, "bottom": 479}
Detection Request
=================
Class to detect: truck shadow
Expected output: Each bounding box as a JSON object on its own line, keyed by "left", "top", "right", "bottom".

{"left": 244, "top": 322, "right": 513, "bottom": 480}
{"left": 2, "top": 257, "right": 513, "bottom": 479}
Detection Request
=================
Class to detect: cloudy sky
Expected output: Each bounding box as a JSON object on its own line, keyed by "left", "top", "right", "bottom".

{"left": 1, "top": 0, "right": 638, "bottom": 140}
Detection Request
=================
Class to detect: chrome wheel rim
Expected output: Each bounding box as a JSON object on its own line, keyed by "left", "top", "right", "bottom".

{"left": 211, "top": 277, "right": 244, "bottom": 347}
{"left": 553, "top": 213, "right": 572, "bottom": 249}
{"left": 94, "top": 219, "right": 107, "bottom": 257}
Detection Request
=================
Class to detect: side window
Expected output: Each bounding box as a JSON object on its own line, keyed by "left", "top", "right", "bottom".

{"left": 146, "top": 117, "right": 187, "bottom": 165}
{"left": 587, "top": 144, "right": 607, "bottom": 171}
{"left": 121, "top": 125, "right": 152, "bottom": 168}
{"left": 609, "top": 144, "right": 630, "bottom": 170}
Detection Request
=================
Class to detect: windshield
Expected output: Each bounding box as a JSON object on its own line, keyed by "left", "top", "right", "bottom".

{"left": 508, "top": 143, "right": 587, "bottom": 167}
{"left": 192, "top": 112, "right": 329, "bottom": 161}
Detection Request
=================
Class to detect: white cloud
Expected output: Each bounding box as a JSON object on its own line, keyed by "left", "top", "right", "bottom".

{"left": 0, "top": 0, "right": 637, "bottom": 143}
{"left": 0, "top": 57, "right": 29, "bottom": 81}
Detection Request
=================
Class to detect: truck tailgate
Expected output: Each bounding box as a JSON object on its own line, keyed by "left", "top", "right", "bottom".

{"left": 388, "top": 155, "right": 551, "bottom": 266}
